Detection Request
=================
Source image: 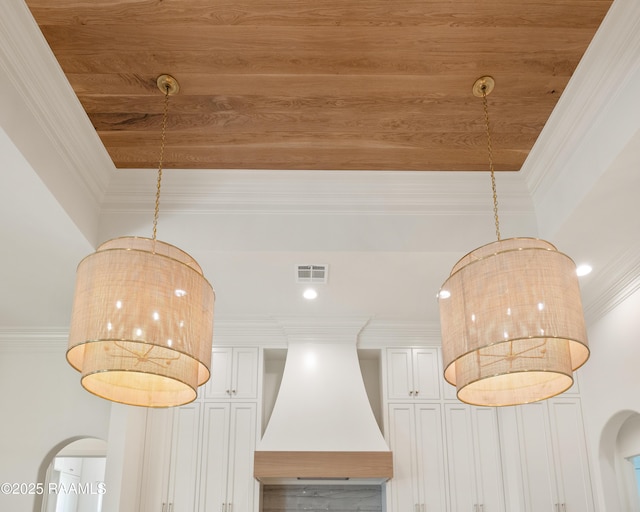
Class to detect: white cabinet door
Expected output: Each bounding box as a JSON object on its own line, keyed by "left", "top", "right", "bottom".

{"left": 231, "top": 348, "right": 259, "bottom": 399}
{"left": 515, "top": 402, "right": 559, "bottom": 512}
{"left": 206, "top": 348, "right": 233, "bottom": 398}
{"left": 199, "top": 403, "right": 258, "bottom": 512}
{"left": 167, "top": 402, "right": 202, "bottom": 512}
{"left": 415, "top": 403, "right": 448, "bottom": 512}
{"left": 549, "top": 399, "right": 595, "bottom": 512}
{"left": 445, "top": 404, "right": 505, "bottom": 512}
{"left": 139, "top": 408, "right": 173, "bottom": 512}
{"left": 472, "top": 407, "right": 506, "bottom": 512}
{"left": 226, "top": 403, "right": 258, "bottom": 512}
{"left": 386, "top": 348, "right": 441, "bottom": 400}
{"left": 445, "top": 404, "right": 478, "bottom": 512}
{"left": 139, "top": 404, "right": 202, "bottom": 512}
{"left": 387, "top": 404, "right": 422, "bottom": 512}
{"left": 413, "top": 348, "right": 441, "bottom": 400}
{"left": 199, "top": 403, "right": 231, "bottom": 512}
{"left": 387, "top": 349, "right": 414, "bottom": 400}
{"left": 205, "top": 348, "right": 259, "bottom": 400}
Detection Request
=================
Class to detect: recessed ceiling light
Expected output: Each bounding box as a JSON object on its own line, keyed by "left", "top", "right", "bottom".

{"left": 576, "top": 264, "right": 592, "bottom": 277}
{"left": 438, "top": 290, "right": 451, "bottom": 299}
{"left": 303, "top": 288, "right": 318, "bottom": 300}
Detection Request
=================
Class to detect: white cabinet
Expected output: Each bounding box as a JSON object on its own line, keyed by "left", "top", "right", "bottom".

{"left": 198, "top": 402, "right": 258, "bottom": 512}
{"left": 387, "top": 403, "right": 448, "bottom": 512}
{"left": 500, "top": 398, "right": 594, "bottom": 512}
{"left": 386, "top": 348, "right": 441, "bottom": 400}
{"left": 139, "top": 403, "right": 202, "bottom": 512}
{"left": 205, "top": 347, "right": 259, "bottom": 399}
{"left": 445, "top": 404, "right": 505, "bottom": 512}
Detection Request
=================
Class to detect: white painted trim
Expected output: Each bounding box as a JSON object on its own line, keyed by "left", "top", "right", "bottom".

{"left": 522, "top": 0, "right": 640, "bottom": 196}
{"left": 583, "top": 246, "right": 640, "bottom": 325}
{"left": 213, "top": 317, "right": 287, "bottom": 347}
{"left": 0, "top": 0, "right": 114, "bottom": 244}
{"left": 0, "top": 1, "right": 113, "bottom": 199}
{"left": 104, "top": 169, "right": 533, "bottom": 215}
{"left": 0, "top": 328, "right": 68, "bottom": 352}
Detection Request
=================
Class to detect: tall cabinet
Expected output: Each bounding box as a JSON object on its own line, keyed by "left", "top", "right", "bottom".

{"left": 198, "top": 402, "right": 257, "bottom": 512}
{"left": 444, "top": 404, "right": 505, "bottom": 512}
{"left": 138, "top": 347, "right": 260, "bottom": 512}
{"left": 387, "top": 402, "right": 448, "bottom": 512}
{"left": 139, "top": 403, "right": 202, "bottom": 512}
{"left": 500, "top": 397, "right": 594, "bottom": 512}
{"left": 384, "top": 346, "right": 593, "bottom": 512}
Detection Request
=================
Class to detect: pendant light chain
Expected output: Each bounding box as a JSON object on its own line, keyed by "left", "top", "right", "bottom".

{"left": 481, "top": 86, "right": 501, "bottom": 241}
{"left": 152, "top": 84, "right": 171, "bottom": 242}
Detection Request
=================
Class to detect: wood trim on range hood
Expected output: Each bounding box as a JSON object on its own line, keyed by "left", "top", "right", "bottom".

{"left": 254, "top": 451, "right": 393, "bottom": 482}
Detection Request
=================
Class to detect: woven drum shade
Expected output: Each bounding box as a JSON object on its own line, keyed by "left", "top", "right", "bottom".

{"left": 439, "top": 238, "right": 589, "bottom": 407}
{"left": 67, "top": 237, "right": 214, "bottom": 407}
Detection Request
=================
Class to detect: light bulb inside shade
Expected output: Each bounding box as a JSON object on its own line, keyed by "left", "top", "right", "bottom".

{"left": 303, "top": 288, "right": 318, "bottom": 300}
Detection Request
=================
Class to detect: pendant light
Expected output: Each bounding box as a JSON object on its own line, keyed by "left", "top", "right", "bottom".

{"left": 438, "top": 76, "right": 589, "bottom": 407}
{"left": 67, "top": 75, "right": 215, "bottom": 408}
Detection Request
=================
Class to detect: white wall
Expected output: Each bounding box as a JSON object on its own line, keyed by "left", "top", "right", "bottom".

{"left": 0, "top": 345, "right": 111, "bottom": 511}
{"left": 77, "top": 457, "right": 106, "bottom": 512}
{"left": 579, "top": 287, "right": 640, "bottom": 512}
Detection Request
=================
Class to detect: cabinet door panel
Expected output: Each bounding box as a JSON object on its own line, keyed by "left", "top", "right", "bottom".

{"left": 206, "top": 348, "right": 232, "bottom": 399}
{"left": 227, "top": 403, "right": 258, "bottom": 512}
{"left": 387, "top": 349, "right": 414, "bottom": 399}
{"left": 413, "top": 348, "right": 441, "bottom": 400}
{"left": 387, "top": 404, "right": 421, "bottom": 512}
{"left": 168, "top": 402, "right": 202, "bottom": 512}
{"left": 472, "top": 407, "right": 505, "bottom": 512}
{"left": 445, "top": 404, "right": 477, "bottom": 512}
{"left": 199, "top": 404, "right": 231, "bottom": 512}
{"left": 549, "top": 400, "right": 595, "bottom": 512}
{"left": 516, "top": 402, "right": 558, "bottom": 512}
{"left": 232, "top": 348, "right": 259, "bottom": 399}
{"left": 415, "top": 404, "right": 448, "bottom": 512}
{"left": 139, "top": 409, "right": 173, "bottom": 512}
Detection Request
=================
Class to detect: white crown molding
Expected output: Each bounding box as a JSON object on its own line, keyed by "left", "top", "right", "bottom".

{"left": 104, "top": 169, "right": 533, "bottom": 216}
{"left": 522, "top": 0, "right": 640, "bottom": 195}
{"left": 0, "top": 1, "right": 113, "bottom": 207}
{"left": 583, "top": 245, "right": 640, "bottom": 326}
{"left": 0, "top": 328, "right": 68, "bottom": 353}
{"left": 521, "top": 0, "right": 640, "bottom": 239}
{"left": 273, "top": 316, "right": 371, "bottom": 344}
{"left": 213, "top": 317, "right": 288, "bottom": 347}
{"left": 0, "top": 318, "right": 443, "bottom": 352}
{"left": 214, "top": 316, "right": 443, "bottom": 347}
{"left": 359, "top": 319, "right": 442, "bottom": 347}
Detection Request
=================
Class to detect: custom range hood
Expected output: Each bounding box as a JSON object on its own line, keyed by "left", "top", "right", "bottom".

{"left": 254, "top": 321, "right": 392, "bottom": 483}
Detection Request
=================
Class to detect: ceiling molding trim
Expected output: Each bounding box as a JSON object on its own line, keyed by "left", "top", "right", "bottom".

{"left": 103, "top": 169, "right": 533, "bottom": 216}
{"left": 0, "top": 328, "right": 68, "bottom": 353}
{"left": 213, "top": 317, "right": 287, "bottom": 347}
{"left": 522, "top": 0, "right": 640, "bottom": 195}
{"left": 274, "top": 316, "right": 371, "bottom": 344}
{"left": 0, "top": 318, "right": 444, "bottom": 352}
{"left": 359, "top": 320, "right": 442, "bottom": 347}
{"left": 0, "top": 1, "right": 113, "bottom": 206}
{"left": 583, "top": 245, "right": 640, "bottom": 326}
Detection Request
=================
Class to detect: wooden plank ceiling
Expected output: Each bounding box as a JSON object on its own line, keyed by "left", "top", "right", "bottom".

{"left": 25, "top": 0, "right": 612, "bottom": 171}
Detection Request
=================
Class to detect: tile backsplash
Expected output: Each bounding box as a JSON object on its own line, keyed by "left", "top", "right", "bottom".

{"left": 262, "top": 485, "right": 383, "bottom": 512}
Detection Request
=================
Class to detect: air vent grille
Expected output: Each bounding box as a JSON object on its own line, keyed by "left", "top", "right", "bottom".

{"left": 296, "top": 264, "right": 328, "bottom": 283}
